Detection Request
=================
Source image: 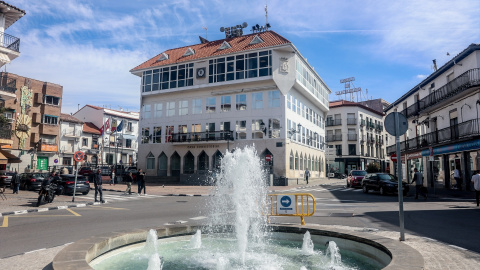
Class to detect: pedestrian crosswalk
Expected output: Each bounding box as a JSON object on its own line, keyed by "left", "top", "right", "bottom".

{"left": 75, "top": 193, "right": 166, "bottom": 203}
{"left": 272, "top": 186, "right": 364, "bottom": 193}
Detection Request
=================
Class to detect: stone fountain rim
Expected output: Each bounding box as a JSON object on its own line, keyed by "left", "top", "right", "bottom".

{"left": 52, "top": 224, "right": 424, "bottom": 270}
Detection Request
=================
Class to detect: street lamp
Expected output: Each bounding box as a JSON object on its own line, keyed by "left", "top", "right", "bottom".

{"left": 287, "top": 123, "right": 302, "bottom": 139}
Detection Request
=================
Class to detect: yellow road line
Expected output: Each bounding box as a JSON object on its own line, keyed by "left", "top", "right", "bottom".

{"left": 1, "top": 216, "right": 8, "bottom": 227}
{"left": 14, "top": 215, "right": 74, "bottom": 217}
{"left": 67, "top": 208, "right": 81, "bottom": 216}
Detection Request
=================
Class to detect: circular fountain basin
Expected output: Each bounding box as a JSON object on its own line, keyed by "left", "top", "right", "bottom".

{"left": 52, "top": 224, "right": 424, "bottom": 269}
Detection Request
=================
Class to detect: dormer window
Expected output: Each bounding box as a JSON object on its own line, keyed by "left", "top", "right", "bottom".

{"left": 218, "top": 41, "right": 231, "bottom": 50}
{"left": 184, "top": 48, "right": 195, "bottom": 56}
{"left": 249, "top": 35, "right": 264, "bottom": 45}
{"left": 157, "top": 52, "right": 169, "bottom": 61}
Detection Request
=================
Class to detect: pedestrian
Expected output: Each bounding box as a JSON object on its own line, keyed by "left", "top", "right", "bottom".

{"left": 137, "top": 169, "right": 146, "bottom": 195}
{"left": 454, "top": 167, "right": 463, "bottom": 190}
{"left": 305, "top": 168, "right": 310, "bottom": 185}
{"left": 472, "top": 170, "right": 480, "bottom": 207}
{"left": 125, "top": 172, "right": 133, "bottom": 195}
{"left": 110, "top": 168, "right": 115, "bottom": 186}
{"left": 12, "top": 170, "right": 19, "bottom": 194}
{"left": 412, "top": 168, "right": 427, "bottom": 199}
{"left": 93, "top": 169, "right": 104, "bottom": 203}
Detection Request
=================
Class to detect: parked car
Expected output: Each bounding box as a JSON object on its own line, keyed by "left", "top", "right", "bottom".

{"left": 0, "top": 171, "right": 14, "bottom": 187}
{"left": 20, "top": 173, "right": 47, "bottom": 191}
{"left": 100, "top": 166, "right": 111, "bottom": 176}
{"left": 57, "top": 174, "right": 90, "bottom": 195}
{"left": 346, "top": 170, "right": 367, "bottom": 188}
{"left": 362, "top": 173, "right": 409, "bottom": 196}
{"left": 78, "top": 167, "right": 93, "bottom": 176}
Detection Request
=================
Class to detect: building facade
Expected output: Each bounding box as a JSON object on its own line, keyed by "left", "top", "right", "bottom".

{"left": 59, "top": 113, "right": 83, "bottom": 166}
{"left": 74, "top": 105, "right": 139, "bottom": 167}
{"left": 326, "top": 100, "right": 388, "bottom": 175}
{"left": 130, "top": 29, "right": 331, "bottom": 183}
{"left": 385, "top": 43, "right": 480, "bottom": 189}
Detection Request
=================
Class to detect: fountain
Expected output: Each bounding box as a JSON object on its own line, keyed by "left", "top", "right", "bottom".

{"left": 53, "top": 146, "right": 424, "bottom": 269}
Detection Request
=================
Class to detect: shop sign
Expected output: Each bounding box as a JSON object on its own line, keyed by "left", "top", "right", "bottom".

{"left": 41, "top": 144, "right": 58, "bottom": 152}
{"left": 422, "top": 139, "right": 480, "bottom": 156}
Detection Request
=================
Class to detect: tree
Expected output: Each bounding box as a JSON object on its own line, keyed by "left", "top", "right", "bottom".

{"left": 366, "top": 162, "right": 380, "bottom": 173}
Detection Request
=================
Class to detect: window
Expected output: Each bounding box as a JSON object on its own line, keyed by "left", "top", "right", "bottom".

{"left": 106, "top": 154, "right": 114, "bottom": 165}
{"left": 146, "top": 153, "right": 155, "bottom": 169}
{"left": 192, "top": 124, "right": 201, "bottom": 141}
{"left": 290, "top": 151, "right": 294, "bottom": 170}
{"left": 206, "top": 122, "right": 215, "bottom": 139}
{"left": 268, "top": 90, "right": 281, "bottom": 108}
{"left": 236, "top": 94, "right": 246, "bottom": 110}
{"left": 295, "top": 152, "right": 299, "bottom": 170}
{"left": 292, "top": 96, "right": 297, "bottom": 112}
{"left": 165, "top": 126, "right": 174, "bottom": 142}
{"left": 141, "top": 127, "right": 150, "bottom": 144}
{"left": 82, "top": 138, "right": 88, "bottom": 147}
{"left": 269, "top": 118, "right": 281, "bottom": 138}
{"left": 43, "top": 95, "right": 60, "bottom": 106}
{"left": 178, "top": 125, "right": 188, "bottom": 141}
{"left": 42, "top": 115, "right": 58, "bottom": 125}
{"left": 154, "top": 103, "right": 163, "bottom": 118}
{"left": 221, "top": 96, "right": 231, "bottom": 112}
{"left": 166, "top": 102, "right": 175, "bottom": 117}
{"left": 143, "top": 105, "right": 151, "bottom": 119}
{"left": 179, "top": 100, "right": 188, "bottom": 116}
{"left": 236, "top": 120, "right": 247, "bottom": 139}
{"left": 126, "top": 139, "right": 132, "bottom": 148}
{"left": 348, "top": 144, "right": 356, "bottom": 155}
{"left": 252, "top": 92, "right": 263, "bottom": 109}
{"left": 141, "top": 63, "right": 194, "bottom": 92}
{"left": 300, "top": 154, "right": 304, "bottom": 170}
{"left": 287, "top": 94, "right": 292, "bottom": 109}
{"left": 153, "top": 127, "right": 162, "bottom": 143}
{"left": 209, "top": 50, "right": 271, "bottom": 83}
{"left": 336, "top": 145, "right": 342, "bottom": 156}
{"left": 221, "top": 121, "right": 231, "bottom": 139}
{"left": 206, "top": 97, "right": 216, "bottom": 113}
{"left": 127, "top": 122, "right": 133, "bottom": 132}
{"left": 252, "top": 119, "right": 265, "bottom": 139}
{"left": 192, "top": 98, "right": 202, "bottom": 114}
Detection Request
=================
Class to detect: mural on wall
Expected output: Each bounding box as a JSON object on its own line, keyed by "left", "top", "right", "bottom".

{"left": 15, "top": 86, "right": 33, "bottom": 150}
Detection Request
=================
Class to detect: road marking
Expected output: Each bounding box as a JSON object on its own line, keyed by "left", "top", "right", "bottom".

{"left": 190, "top": 216, "right": 207, "bottom": 220}
{"left": 14, "top": 210, "right": 28, "bottom": 215}
{"left": 67, "top": 208, "right": 81, "bottom": 216}
{"left": 1, "top": 216, "right": 8, "bottom": 227}
{"left": 25, "top": 248, "right": 46, "bottom": 254}
{"left": 176, "top": 220, "right": 188, "bottom": 224}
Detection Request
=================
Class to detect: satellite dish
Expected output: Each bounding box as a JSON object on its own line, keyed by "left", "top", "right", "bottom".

{"left": 242, "top": 22, "right": 248, "bottom": 28}
{"left": 220, "top": 27, "right": 225, "bottom": 32}
{"left": 255, "top": 24, "right": 260, "bottom": 30}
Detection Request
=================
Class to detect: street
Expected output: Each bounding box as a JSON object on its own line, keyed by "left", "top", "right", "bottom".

{"left": 1, "top": 180, "right": 479, "bottom": 269}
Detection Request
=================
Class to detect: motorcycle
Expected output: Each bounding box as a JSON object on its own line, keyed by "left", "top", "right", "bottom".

{"left": 36, "top": 182, "right": 57, "bottom": 207}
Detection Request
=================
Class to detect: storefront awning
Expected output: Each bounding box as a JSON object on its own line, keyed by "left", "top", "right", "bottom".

{"left": 0, "top": 149, "right": 21, "bottom": 163}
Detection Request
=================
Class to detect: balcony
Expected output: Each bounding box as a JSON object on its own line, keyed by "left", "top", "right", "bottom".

{"left": 170, "top": 130, "right": 234, "bottom": 143}
{"left": 347, "top": 118, "right": 357, "bottom": 125}
{"left": 326, "top": 134, "right": 342, "bottom": 142}
{"left": 326, "top": 119, "right": 342, "bottom": 126}
{"left": 0, "top": 32, "right": 21, "bottom": 52}
{"left": 62, "top": 129, "right": 81, "bottom": 137}
{"left": 401, "top": 68, "right": 480, "bottom": 118}
{"left": 0, "top": 75, "right": 17, "bottom": 100}
{"left": 375, "top": 124, "right": 383, "bottom": 132}
{"left": 386, "top": 118, "right": 480, "bottom": 154}
{"left": 360, "top": 119, "right": 365, "bottom": 127}
{"left": 0, "top": 123, "right": 12, "bottom": 145}
{"left": 348, "top": 134, "right": 357, "bottom": 141}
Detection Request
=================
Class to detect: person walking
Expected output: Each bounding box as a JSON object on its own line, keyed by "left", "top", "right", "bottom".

{"left": 412, "top": 168, "right": 427, "bottom": 199}
{"left": 454, "top": 167, "right": 463, "bottom": 190}
{"left": 137, "top": 169, "right": 146, "bottom": 195}
{"left": 472, "top": 170, "right": 480, "bottom": 207}
{"left": 93, "top": 169, "right": 104, "bottom": 203}
{"left": 12, "top": 170, "right": 19, "bottom": 194}
{"left": 110, "top": 168, "right": 116, "bottom": 186}
{"left": 305, "top": 168, "right": 310, "bottom": 185}
{"left": 124, "top": 172, "right": 133, "bottom": 195}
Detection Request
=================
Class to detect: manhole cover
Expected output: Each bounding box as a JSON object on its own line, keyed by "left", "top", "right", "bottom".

{"left": 329, "top": 213, "right": 354, "bottom": 217}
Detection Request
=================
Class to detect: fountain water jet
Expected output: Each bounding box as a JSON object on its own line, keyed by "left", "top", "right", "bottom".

{"left": 189, "top": 229, "right": 202, "bottom": 249}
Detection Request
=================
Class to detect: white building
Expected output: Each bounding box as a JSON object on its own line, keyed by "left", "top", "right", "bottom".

{"left": 58, "top": 113, "right": 83, "bottom": 166}
{"left": 326, "top": 100, "right": 388, "bottom": 174}
{"left": 74, "top": 105, "right": 139, "bottom": 167}
{"left": 385, "top": 43, "right": 480, "bottom": 189}
{"left": 130, "top": 28, "right": 332, "bottom": 184}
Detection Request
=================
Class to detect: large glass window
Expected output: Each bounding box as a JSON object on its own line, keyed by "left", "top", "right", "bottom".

{"left": 192, "top": 124, "right": 201, "bottom": 141}
{"left": 165, "top": 126, "right": 174, "bottom": 142}
{"left": 236, "top": 120, "right": 247, "bottom": 140}
{"left": 42, "top": 115, "right": 58, "bottom": 125}
{"left": 142, "top": 105, "right": 151, "bottom": 119}
{"left": 252, "top": 119, "right": 265, "bottom": 139}
{"left": 166, "top": 102, "right": 175, "bottom": 117}
{"left": 209, "top": 50, "right": 271, "bottom": 83}
{"left": 43, "top": 95, "right": 60, "bottom": 106}
{"left": 192, "top": 98, "right": 202, "bottom": 114}
{"left": 221, "top": 96, "right": 231, "bottom": 112}
{"left": 236, "top": 94, "right": 246, "bottom": 110}
{"left": 206, "top": 97, "right": 216, "bottom": 113}
{"left": 269, "top": 118, "right": 281, "bottom": 138}
{"left": 179, "top": 100, "right": 188, "bottom": 116}
{"left": 252, "top": 92, "right": 263, "bottom": 109}
{"left": 154, "top": 103, "right": 163, "bottom": 118}
{"left": 153, "top": 127, "right": 162, "bottom": 143}
{"left": 141, "top": 127, "right": 150, "bottom": 144}
{"left": 290, "top": 151, "right": 294, "bottom": 170}
{"left": 146, "top": 153, "right": 155, "bottom": 169}
{"left": 142, "top": 63, "right": 194, "bottom": 92}
{"left": 268, "top": 90, "right": 281, "bottom": 108}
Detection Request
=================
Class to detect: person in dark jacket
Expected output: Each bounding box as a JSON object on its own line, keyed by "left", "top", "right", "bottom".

{"left": 124, "top": 172, "right": 133, "bottom": 195}
{"left": 137, "top": 169, "right": 146, "bottom": 195}
{"left": 11, "top": 171, "right": 19, "bottom": 194}
{"left": 94, "top": 169, "right": 104, "bottom": 203}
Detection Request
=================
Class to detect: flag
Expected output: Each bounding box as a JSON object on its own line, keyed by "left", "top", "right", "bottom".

{"left": 116, "top": 120, "right": 123, "bottom": 133}
{"left": 104, "top": 118, "right": 110, "bottom": 133}
{"left": 111, "top": 119, "right": 117, "bottom": 133}
{"left": 99, "top": 125, "right": 104, "bottom": 136}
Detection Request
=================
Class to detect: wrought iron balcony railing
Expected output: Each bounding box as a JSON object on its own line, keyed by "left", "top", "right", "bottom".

{"left": 0, "top": 32, "right": 20, "bottom": 52}
{"left": 169, "top": 130, "right": 234, "bottom": 143}
{"left": 401, "top": 68, "right": 480, "bottom": 118}
{"left": 0, "top": 75, "right": 17, "bottom": 94}
{"left": 386, "top": 118, "right": 480, "bottom": 154}
{"left": 0, "top": 123, "right": 12, "bottom": 139}
{"left": 347, "top": 134, "right": 357, "bottom": 141}
{"left": 326, "top": 119, "right": 342, "bottom": 126}
{"left": 326, "top": 134, "right": 342, "bottom": 142}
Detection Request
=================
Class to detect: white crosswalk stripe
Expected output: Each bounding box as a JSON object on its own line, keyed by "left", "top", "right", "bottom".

{"left": 76, "top": 193, "right": 165, "bottom": 202}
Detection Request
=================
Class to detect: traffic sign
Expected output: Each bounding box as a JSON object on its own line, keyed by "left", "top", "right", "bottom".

{"left": 265, "top": 154, "right": 272, "bottom": 162}
{"left": 385, "top": 112, "right": 408, "bottom": 136}
{"left": 74, "top": 151, "right": 85, "bottom": 162}
{"left": 54, "top": 158, "right": 58, "bottom": 164}
{"left": 277, "top": 195, "right": 295, "bottom": 214}
{"left": 390, "top": 153, "right": 397, "bottom": 162}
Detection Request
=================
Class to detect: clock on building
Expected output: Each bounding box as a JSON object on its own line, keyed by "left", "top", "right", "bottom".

{"left": 196, "top": 67, "right": 206, "bottom": 78}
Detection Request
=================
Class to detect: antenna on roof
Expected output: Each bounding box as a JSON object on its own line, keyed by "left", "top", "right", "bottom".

{"left": 202, "top": 26, "right": 208, "bottom": 39}
{"left": 265, "top": 0, "right": 269, "bottom": 26}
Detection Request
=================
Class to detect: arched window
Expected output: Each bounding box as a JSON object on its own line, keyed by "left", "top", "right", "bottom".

{"left": 300, "top": 154, "right": 304, "bottom": 170}
{"left": 295, "top": 152, "right": 299, "bottom": 170}
{"left": 308, "top": 155, "right": 311, "bottom": 171}
{"left": 184, "top": 151, "right": 194, "bottom": 174}
{"left": 213, "top": 150, "right": 223, "bottom": 170}
{"left": 289, "top": 151, "right": 294, "bottom": 170}
{"left": 146, "top": 152, "right": 155, "bottom": 169}
{"left": 198, "top": 151, "right": 209, "bottom": 171}
{"left": 158, "top": 152, "right": 167, "bottom": 176}
{"left": 170, "top": 152, "right": 180, "bottom": 176}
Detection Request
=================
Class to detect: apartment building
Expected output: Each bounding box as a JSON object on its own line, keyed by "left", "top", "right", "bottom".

{"left": 130, "top": 28, "right": 331, "bottom": 183}
{"left": 385, "top": 43, "right": 480, "bottom": 189}
{"left": 326, "top": 100, "right": 387, "bottom": 174}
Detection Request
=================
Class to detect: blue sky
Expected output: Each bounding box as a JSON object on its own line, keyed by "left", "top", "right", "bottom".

{"left": 5, "top": 0, "right": 480, "bottom": 114}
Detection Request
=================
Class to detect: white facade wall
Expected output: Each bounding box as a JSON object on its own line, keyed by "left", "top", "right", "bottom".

{"left": 58, "top": 120, "right": 82, "bottom": 166}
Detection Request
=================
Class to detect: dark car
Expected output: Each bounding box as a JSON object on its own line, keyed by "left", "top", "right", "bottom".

{"left": 58, "top": 174, "right": 90, "bottom": 195}
{"left": 362, "top": 173, "right": 409, "bottom": 196}
{"left": 346, "top": 170, "right": 367, "bottom": 188}
{"left": 20, "top": 173, "right": 47, "bottom": 191}
{"left": 0, "top": 171, "right": 14, "bottom": 187}
{"left": 78, "top": 167, "right": 93, "bottom": 176}
{"left": 100, "top": 166, "right": 111, "bottom": 176}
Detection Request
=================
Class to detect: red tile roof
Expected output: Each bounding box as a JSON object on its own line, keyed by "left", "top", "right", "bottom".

{"left": 83, "top": 122, "right": 101, "bottom": 134}
{"left": 131, "top": 31, "right": 291, "bottom": 72}
{"left": 60, "top": 113, "right": 83, "bottom": 124}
